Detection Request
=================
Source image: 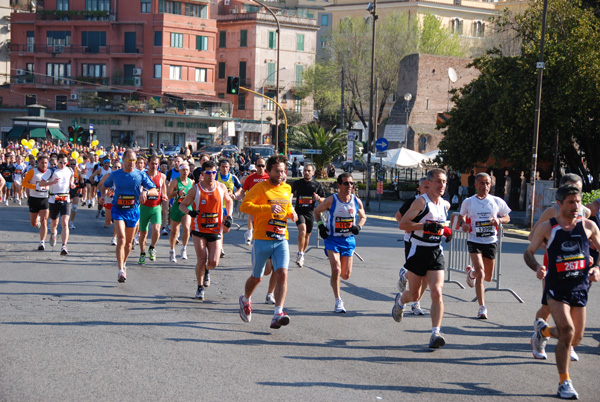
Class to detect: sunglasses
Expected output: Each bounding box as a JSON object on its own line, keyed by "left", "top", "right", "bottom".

{"left": 126, "top": 158, "right": 136, "bottom": 162}
{"left": 341, "top": 181, "right": 354, "bottom": 186}
{"left": 57, "top": 161, "right": 67, "bottom": 164}
{"left": 256, "top": 164, "right": 265, "bottom": 168}
{"left": 203, "top": 170, "right": 217, "bottom": 175}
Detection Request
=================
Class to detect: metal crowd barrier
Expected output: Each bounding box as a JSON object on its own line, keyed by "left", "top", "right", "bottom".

{"left": 446, "top": 213, "right": 523, "bottom": 303}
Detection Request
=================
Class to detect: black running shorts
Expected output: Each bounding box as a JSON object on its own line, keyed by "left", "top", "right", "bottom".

{"left": 467, "top": 241, "right": 497, "bottom": 260}
{"left": 28, "top": 196, "right": 49, "bottom": 213}
{"left": 404, "top": 244, "right": 444, "bottom": 277}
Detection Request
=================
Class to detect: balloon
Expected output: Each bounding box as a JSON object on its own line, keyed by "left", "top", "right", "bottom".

{"left": 25, "top": 157, "right": 29, "bottom": 162}
{"left": 26, "top": 142, "right": 33, "bottom": 150}
{"left": 31, "top": 148, "right": 39, "bottom": 157}
{"left": 21, "top": 139, "right": 28, "bottom": 146}
{"left": 29, "top": 139, "right": 35, "bottom": 147}
{"left": 92, "top": 140, "right": 99, "bottom": 147}
{"left": 77, "top": 157, "right": 83, "bottom": 164}
{"left": 96, "top": 150, "right": 102, "bottom": 156}
{"left": 71, "top": 151, "right": 79, "bottom": 159}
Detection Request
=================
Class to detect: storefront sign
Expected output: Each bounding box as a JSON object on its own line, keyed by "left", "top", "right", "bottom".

{"left": 164, "top": 120, "right": 209, "bottom": 129}
{"left": 75, "top": 118, "right": 122, "bottom": 126}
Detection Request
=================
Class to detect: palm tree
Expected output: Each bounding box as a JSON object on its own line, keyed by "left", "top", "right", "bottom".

{"left": 288, "top": 123, "right": 346, "bottom": 178}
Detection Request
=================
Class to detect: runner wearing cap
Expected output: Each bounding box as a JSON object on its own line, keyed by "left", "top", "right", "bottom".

{"left": 167, "top": 162, "right": 193, "bottom": 262}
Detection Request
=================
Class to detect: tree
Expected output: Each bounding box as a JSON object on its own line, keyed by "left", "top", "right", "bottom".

{"left": 439, "top": 0, "right": 600, "bottom": 188}
{"left": 288, "top": 123, "right": 346, "bottom": 178}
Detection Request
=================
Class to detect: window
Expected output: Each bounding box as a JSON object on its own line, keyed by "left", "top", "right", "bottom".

{"left": 86, "top": 0, "right": 110, "bottom": 11}
{"left": 46, "top": 31, "right": 72, "bottom": 46}
{"left": 217, "top": 93, "right": 225, "bottom": 99}
{"left": 239, "top": 61, "right": 246, "bottom": 81}
{"left": 267, "top": 62, "right": 275, "bottom": 86}
{"left": 141, "top": 0, "right": 151, "bottom": 13}
{"left": 185, "top": 3, "right": 207, "bottom": 18}
{"left": 82, "top": 63, "right": 106, "bottom": 77}
{"left": 56, "top": 95, "right": 68, "bottom": 111}
{"left": 219, "top": 31, "right": 227, "bottom": 48}
{"left": 218, "top": 62, "right": 226, "bottom": 79}
{"left": 27, "top": 31, "right": 34, "bottom": 52}
{"left": 25, "top": 94, "right": 37, "bottom": 106}
{"left": 296, "top": 34, "right": 305, "bottom": 51}
{"left": 82, "top": 31, "right": 107, "bottom": 53}
{"left": 154, "top": 32, "right": 162, "bottom": 46}
{"left": 295, "top": 64, "right": 304, "bottom": 86}
{"left": 294, "top": 96, "right": 302, "bottom": 113}
{"left": 451, "top": 18, "right": 463, "bottom": 35}
{"left": 26, "top": 63, "right": 34, "bottom": 83}
{"left": 170, "top": 33, "right": 183, "bottom": 48}
{"left": 154, "top": 64, "right": 162, "bottom": 78}
{"left": 159, "top": 0, "right": 182, "bottom": 15}
{"left": 420, "top": 136, "right": 427, "bottom": 152}
{"left": 238, "top": 94, "right": 246, "bottom": 110}
{"left": 320, "top": 37, "right": 326, "bottom": 48}
{"left": 195, "top": 68, "right": 207, "bottom": 82}
{"left": 321, "top": 14, "right": 329, "bottom": 26}
{"left": 473, "top": 21, "right": 485, "bottom": 37}
{"left": 57, "top": 0, "right": 69, "bottom": 10}
{"left": 268, "top": 31, "right": 276, "bottom": 49}
{"left": 46, "top": 63, "right": 71, "bottom": 84}
{"left": 170, "top": 65, "right": 182, "bottom": 80}
{"left": 196, "top": 35, "right": 208, "bottom": 51}
{"left": 266, "top": 92, "right": 275, "bottom": 111}
{"left": 240, "top": 30, "right": 248, "bottom": 48}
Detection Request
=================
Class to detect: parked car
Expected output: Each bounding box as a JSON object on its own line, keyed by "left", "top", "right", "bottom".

{"left": 194, "top": 145, "right": 240, "bottom": 160}
{"left": 246, "top": 146, "right": 275, "bottom": 163}
{"left": 163, "top": 145, "right": 181, "bottom": 157}
{"left": 139, "top": 148, "right": 164, "bottom": 160}
{"left": 288, "top": 149, "right": 305, "bottom": 164}
{"left": 341, "top": 160, "right": 368, "bottom": 173}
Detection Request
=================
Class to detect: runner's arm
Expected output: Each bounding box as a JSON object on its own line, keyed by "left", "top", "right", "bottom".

{"left": 161, "top": 173, "right": 168, "bottom": 201}
{"left": 179, "top": 185, "right": 196, "bottom": 214}
{"left": 528, "top": 206, "right": 557, "bottom": 241}
{"left": 524, "top": 221, "right": 550, "bottom": 278}
{"left": 356, "top": 197, "right": 367, "bottom": 228}
{"left": 398, "top": 196, "right": 427, "bottom": 232}
{"left": 22, "top": 169, "right": 36, "bottom": 190}
{"left": 240, "top": 186, "right": 270, "bottom": 215}
{"left": 222, "top": 183, "right": 234, "bottom": 216}
{"left": 314, "top": 196, "right": 334, "bottom": 222}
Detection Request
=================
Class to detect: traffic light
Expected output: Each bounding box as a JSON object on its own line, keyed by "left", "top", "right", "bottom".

{"left": 68, "top": 126, "right": 75, "bottom": 142}
{"left": 227, "top": 76, "right": 240, "bottom": 95}
{"left": 278, "top": 140, "right": 285, "bottom": 155}
{"left": 77, "top": 126, "right": 84, "bottom": 143}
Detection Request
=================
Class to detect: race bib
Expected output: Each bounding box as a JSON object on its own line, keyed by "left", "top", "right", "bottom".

{"left": 117, "top": 194, "right": 135, "bottom": 209}
{"left": 147, "top": 194, "right": 159, "bottom": 200}
{"left": 475, "top": 220, "right": 496, "bottom": 237}
{"left": 556, "top": 253, "right": 586, "bottom": 276}
{"left": 423, "top": 219, "right": 443, "bottom": 242}
{"left": 334, "top": 217, "right": 353, "bottom": 233}
{"left": 54, "top": 193, "right": 69, "bottom": 204}
{"left": 200, "top": 212, "right": 219, "bottom": 229}
{"left": 298, "top": 196, "right": 313, "bottom": 206}
{"left": 266, "top": 218, "right": 287, "bottom": 240}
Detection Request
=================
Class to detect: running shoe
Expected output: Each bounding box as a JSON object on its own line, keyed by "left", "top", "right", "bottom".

{"left": 69, "top": 222, "right": 76, "bottom": 230}
{"left": 570, "top": 347, "right": 579, "bottom": 362}
{"left": 138, "top": 253, "right": 146, "bottom": 265}
{"left": 35, "top": 218, "right": 41, "bottom": 229}
{"left": 161, "top": 227, "right": 168, "bottom": 236}
{"left": 429, "top": 332, "right": 446, "bottom": 349}
{"left": 50, "top": 232, "right": 57, "bottom": 247}
{"left": 148, "top": 247, "right": 157, "bottom": 261}
{"left": 239, "top": 295, "right": 252, "bottom": 322}
{"left": 118, "top": 269, "right": 126, "bottom": 283}
{"left": 265, "top": 293, "right": 275, "bottom": 305}
{"left": 17, "top": 198, "right": 21, "bottom": 205}
{"left": 101, "top": 210, "right": 105, "bottom": 217}
{"left": 392, "top": 293, "right": 404, "bottom": 323}
{"left": 195, "top": 286, "right": 205, "bottom": 300}
{"left": 244, "top": 230, "right": 253, "bottom": 245}
{"left": 88, "top": 201, "right": 92, "bottom": 208}
{"left": 170, "top": 250, "right": 177, "bottom": 263}
{"left": 477, "top": 305, "right": 488, "bottom": 319}
{"left": 3, "top": 199, "right": 8, "bottom": 206}
{"left": 134, "top": 234, "right": 139, "bottom": 245}
{"left": 203, "top": 271, "right": 211, "bottom": 287}
{"left": 38, "top": 241, "right": 45, "bottom": 251}
{"left": 296, "top": 252, "right": 304, "bottom": 267}
{"left": 411, "top": 301, "right": 425, "bottom": 316}
{"left": 81, "top": 201, "right": 86, "bottom": 207}
{"left": 531, "top": 318, "right": 549, "bottom": 360}
{"left": 557, "top": 379, "right": 578, "bottom": 399}
{"left": 95, "top": 210, "right": 101, "bottom": 219}
{"left": 334, "top": 299, "right": 346, "bottom": 314}
{"left": 398, "top": 267, "right": 408, "bottom": 292}
{"left": 111, "top": 236, "right": 117, "bottom": 246}
{"left": 465, "top": 265, "right": 476, "bottom": 288}
{"left": 175, "top": 236, "right": 180, "bottom": 245}
{"left": 270, "top": 312, "right": 290, "bottom": 329}
{"left": 220, "top": 247, "right": 225, "bottom": 258}
{"left": 180, "top": 247, "right": 188, "bottom": 260}
{"left": 60, "top": 245, "right": 68, "bottom": 256}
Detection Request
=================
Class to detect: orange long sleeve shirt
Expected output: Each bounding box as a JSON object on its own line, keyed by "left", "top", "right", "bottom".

{"left": 240, "top": 180, "right": 294, "bottom": 241}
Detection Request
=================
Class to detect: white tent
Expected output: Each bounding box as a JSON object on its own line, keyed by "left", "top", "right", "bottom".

{"left": 379, "top": 147, "right": 425, "bottom": 168}
{"left": 422, "top": 149, "right": 440, "bottom": 163}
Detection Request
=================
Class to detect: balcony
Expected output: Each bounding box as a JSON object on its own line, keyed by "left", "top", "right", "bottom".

{"left": 10, "top": 44, "right": 144, "bottom": 55}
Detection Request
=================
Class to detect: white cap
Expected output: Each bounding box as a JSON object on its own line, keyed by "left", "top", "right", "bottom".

{"left": 249, "top": 164, "right": 257, "bottom": 171}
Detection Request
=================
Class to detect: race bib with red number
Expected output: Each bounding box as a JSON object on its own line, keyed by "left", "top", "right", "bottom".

{"left": 117, "top": 194, "right": 135, "bottom": 209}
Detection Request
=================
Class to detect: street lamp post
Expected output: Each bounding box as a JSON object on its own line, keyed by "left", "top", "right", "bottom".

{"left": 260, "top": 67, "right": 286, "bottom": 145}
{"left": 404, "top": 93, "right": 412, "bottom": 149}
{"left": 365, "top": 0, "right": 377, "bottom": 210}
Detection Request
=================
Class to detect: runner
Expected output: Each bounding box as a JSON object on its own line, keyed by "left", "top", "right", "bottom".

{"left": 291, "top": 163, "right": 325, "bottom": 267}
{"left": 525, "top": 184, "right": 600, "bottom": 400}
{"left": 159, "top": 159, "right": 170, "bottom": 235}
{"left": 67, "top": 158, "right": 82, "bottom": 230}
{"left": 138, "top": 156, "right": 167, "bottom": 264}
{"left": 84, "top": 154, "right": 96, "bottom": 208}
{"left": 314, "top": 173, "right": 366, "bottom": 313}
{"left": 528, "top": 173, "right": 589, "bottom": 360}
{"left": 217, "top": 158, "right": 242, "bottom": 258}
{"left": 38, "top": 153, "right": 75, "bottom": 256}
{"left": 90, "top": 159, "right": 112, "bottom": 220}
{"left": 99, "top": 160, "right": 122, "bottom": 245}
{"left": 395, "top": 177, "right": 434, "bottom": 316}
{"left": 394, "top": 168, "right": 451, "bottom": 349}
{"left": 179, "top": 160, "right": 234, "bottom": 300}
{"left": 1, "top": 154, "right": 15, "bottom": 205}
{"left": 99, "top": 149, "right": 157, "bottom": 282}
{"left": 22, "top": 154, "right": 50, "bottom": 250}
{"left": 239, "top": 155, "right": 297, "bottom": 329}
{"left": 457, "top": 172, "right": 511, "bottom": 319}
{"left": 12, "top": 155, "right": 27, "bottom": 205}
{"left": 167, "top": 162, "right": 193, "bottom": 263}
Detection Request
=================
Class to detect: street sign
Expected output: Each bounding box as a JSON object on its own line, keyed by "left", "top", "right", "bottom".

{"left": 376, "top": 151, "right": 387, "bottom": 158}
{"left": 347, "top": 131, "right": 358, "bottom": 141}
{"left": 375, "top": 138, "right": 389, "bottom": 152}
{"left": 302, "top": 149, "right": 322, "bottom": 154}
{"left": 377, "top": 169, "right": 385, "bottom": 181}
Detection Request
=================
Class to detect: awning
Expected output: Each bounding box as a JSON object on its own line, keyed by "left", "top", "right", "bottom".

{"left": 29, "top": 128, "right": 47, "bottom": 139}
{"left": 7, "top": 126, "right": 26, "bottom": 138}
{"left": 165, "top": 92, "right": 233, "bottom": 104}
{"left": 49, "top": 128, "right": 67, "bottom": 141}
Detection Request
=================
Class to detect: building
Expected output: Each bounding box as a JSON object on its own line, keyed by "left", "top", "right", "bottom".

{"left": 3, "top": 0, "right": 232, "bottom": 150}
{"left": 216, "top": 0, "right": 318, "bottom": 148}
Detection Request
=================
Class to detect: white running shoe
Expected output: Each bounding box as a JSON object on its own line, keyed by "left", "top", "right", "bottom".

{"left": 411, "top": 301, "right": 425, "bottom": 315}
{"left": 17, "top": 198, "right": 21, "bottom": 205}
{"left": 398, "top": 267, "right": 408, "bottom": 292}
{"left": 170, "top": 250, "right": 177, "bottom": 263}
{"left": 134, "top": 233, "right": 139, "bottom": 245}
{"left": 161, "top": 227, "right": 169, "bottom": 236}
{"left": 244, "top": 230, "right": 253, "bottom": 245}
{"left": 111, "top": 237, "right": 117, "bottom": 246}
{"left": 118, "top": 269, "right": 126, "bottom": 283}
{"left": 570, "top": 347, "right": 579, "bottom": 362}
{"left": 429, "top": 332, "right": 446, "bottom": 349}
{"left": 180, "top": 247, "right": 188, "bottom": 260}
{"left": 392, "top": 293, "right": 404, "bottom": 322}
{"left": 203, "top": 271, "right": 211, "bottom": 287}
{"left": 50, "top": 232, "right": 57, "bottom": 247}
{"left": 265, "top": 293, "right": 276, "bottom": 305}
{"left": 531, "top": 318, "right": 549, "bottom": 359}
{"left": 69, "top": 222, "right": 76, "bottom": 230}
{"left": 38, "top": 241, "right": 45, "bottom": 251}
{"left": 3, "top": 199, "right": 8, "bottom": 206}
{"left": 557, "top": 379, "right": 578, "bottom": 400}
{"left": 477, "top": 305, "right": 488, "bottom": 319}
{"left": 296, "top": 252, "right": 304, "bottom": 267}
{"left": 465, "top": 265, "right": 476, "bottom": 288}
{"left": 334, "top": 299, "right": 346, "bottom": 314}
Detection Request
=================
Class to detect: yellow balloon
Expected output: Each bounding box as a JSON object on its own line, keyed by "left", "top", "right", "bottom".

{"left": 96, "top": 150, "right": 102, "bottom": 156}
{"left": 29, "top": 139, "right": 35, "bottom": 147}
{"left": 25, "top": 156, "right": 29, "bottom": 162}
{"left": 77, "top": 157, "right": 84, "bottom": 164}
{"left": 92, "top": 140, "right": 99, "bottom": 147}
{"left": 26, "top": 143, "right": 33, "bottom": 150}
{"left": 21, "top": 139, "right": 28, "bottom": 146}
{"left": 71, "top": 151, "right": 79, "bottom": 159}
{"left": 31, "top": 148, "right": 39, "bottom": 157}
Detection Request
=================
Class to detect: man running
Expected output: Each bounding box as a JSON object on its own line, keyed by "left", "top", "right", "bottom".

{"left": 525, "top": 184, "right": 600, "bottom": 400}
{"left": 99, "top": 149, "right": 157, "bottom": 282}
{"left": 314, "top": 172, "right": 366, "bottom": 313}
{"left": 1, "top": 154, "right": 15, "bottom": 205}
{"left": 457, "top": 172, "right": 511, "bottom": 319}
{"left": 394, "top": 168, "right": 451, "bottom": 349}
{"left": 38, "top": 153, "right": 75, "bottom": 256}
{"left": 217, "top": 158, "right": 242, "bottom": 257}
{"left": 167, "top": 162, "right": 193, "bottom": 263}
{"left": 292, "top": 163, "right": 325, "bottom": 267}
{"left": 67, "top": 158, "right": 82, "bottom": 230}
{"left": 138, "top": 156, "right": 167, "bottom": 264}
{"left": 12, "top": 154, "right": 27, "bottom": 205}
{"left": 22, "top": 154, "right": 50, "bottom": 250}
{"left": 239, "top": 155, "right": 297, "bottom": 329}
{"left": 179, "top": 160, "right": 233, "bottom": 300}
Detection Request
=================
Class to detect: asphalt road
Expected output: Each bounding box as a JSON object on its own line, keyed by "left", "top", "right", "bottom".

{"left": 1, "top": 201, "right": 599, "bottom": 401}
